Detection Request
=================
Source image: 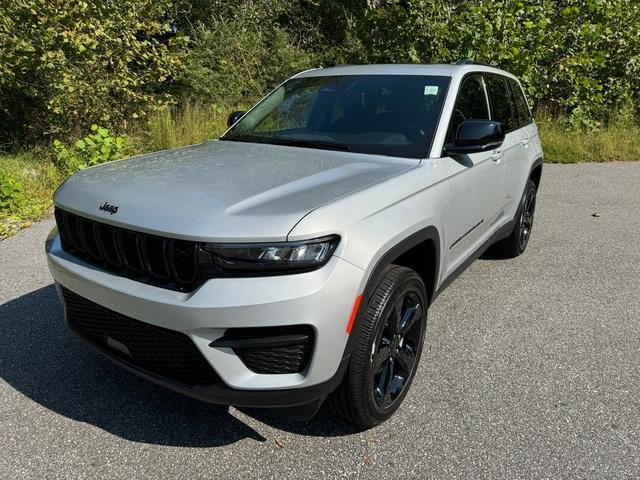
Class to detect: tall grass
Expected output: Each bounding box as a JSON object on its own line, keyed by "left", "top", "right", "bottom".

{"left": 537, "top": 111, "right": 640, "bottom": 163}
{"left": 0, "top": 151, "right": 63, "bottom": 238}
{"left": 131, "top": 103, "right": 233, "bottom": 154}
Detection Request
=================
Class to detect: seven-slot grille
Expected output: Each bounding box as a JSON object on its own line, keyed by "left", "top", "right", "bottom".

{"left": 61, "top": 287, "right": 220, "bottom": 386}
{"left": 54, "top": 208, "right": 199, "bottom": 291}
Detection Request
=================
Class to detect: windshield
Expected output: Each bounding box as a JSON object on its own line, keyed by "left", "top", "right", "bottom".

{"left": 221, "top": 74, "right": 451, "bottom": 159}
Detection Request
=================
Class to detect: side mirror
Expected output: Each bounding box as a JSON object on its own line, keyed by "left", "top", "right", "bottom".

{"left": 444, "top": 120, "right": 505, "bottom": 155}
{"left": 227, "top": 110, "right": 246, "bottom": 127}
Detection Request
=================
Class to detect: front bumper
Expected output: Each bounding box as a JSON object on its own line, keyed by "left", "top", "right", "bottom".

{"left": 45, "top": 228, "right": 365, "bottom": 407}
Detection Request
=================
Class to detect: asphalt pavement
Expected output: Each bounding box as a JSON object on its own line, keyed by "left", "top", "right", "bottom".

{"left": 1, "top": 162, "right": 639, "bottom": 479}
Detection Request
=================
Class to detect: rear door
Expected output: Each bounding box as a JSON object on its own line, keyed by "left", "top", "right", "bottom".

{"left": 443, "top": 74, "right": 505, "bottom": 274}
{"left": 506, "top": 78, "right": 538, "bottom": 208}
{"left": 484, "top": 75, "right": 526, "bottom": 214}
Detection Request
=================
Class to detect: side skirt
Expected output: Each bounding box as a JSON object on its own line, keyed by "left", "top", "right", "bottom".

{"left": 434, "top": 220, "right": 514, "bottom": 299}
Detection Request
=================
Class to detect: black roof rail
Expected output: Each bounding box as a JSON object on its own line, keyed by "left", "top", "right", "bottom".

{"left": 455, "top": 59, "right": 492, "bottom": 67}
{"left": 322, "top": 64, "right": 354, "bottom": 68}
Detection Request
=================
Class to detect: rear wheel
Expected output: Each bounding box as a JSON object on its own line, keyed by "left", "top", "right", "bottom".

{"left": 497, "top": 179, "right": 537, "bottom": 258}
{"left": 327, "top": 265, "right": 428, "bottom": 428}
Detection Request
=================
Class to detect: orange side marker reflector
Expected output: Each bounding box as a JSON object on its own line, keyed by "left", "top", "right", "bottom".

{"left": 346, "top": 294, "right": 363, "bottom": 334}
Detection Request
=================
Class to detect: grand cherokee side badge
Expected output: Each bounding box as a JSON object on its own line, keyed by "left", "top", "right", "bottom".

{"left": 99, "top": 202, "right": 119, "bottom": 215}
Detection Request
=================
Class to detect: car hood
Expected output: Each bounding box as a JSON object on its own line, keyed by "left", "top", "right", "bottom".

{"left": 54, "top": 140, "right": 418, "bottom": 241}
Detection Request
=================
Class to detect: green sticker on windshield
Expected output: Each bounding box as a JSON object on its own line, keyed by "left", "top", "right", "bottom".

{"left": 424, "top": 85, "right": 439, "bottom": 96}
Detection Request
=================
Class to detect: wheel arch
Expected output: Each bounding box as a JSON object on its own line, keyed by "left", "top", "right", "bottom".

{"left": 529, "top": 157, "right": 543, "bottom": 190}
{"left": 341, "top": 225, "right": 441, "bottom": 360}
{"left": 367, "top": 225, "right": 441, "bottom": 305}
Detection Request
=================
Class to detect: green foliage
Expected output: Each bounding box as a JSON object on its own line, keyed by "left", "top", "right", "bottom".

{"left": 349, "top": 0, "right": 640, "bottom": 128}
{"left": 2, "top": 0, "right": 638, "bottom": 142}
{"left": 0, "top": 172, "right": 25, "bottom": 212}
{"left": 53, "top": 125, "right": 126, "bottom": 174}
{"left": 174, "top": 0, "right": 640, "bottom": 128}
{"left": 0, "top": 151, "right": 62, "bottom": 239}
{"left": 175, "top": 5, "right": 315, "bottom": 107}
{"left": 0, "top": 0, "right": 186, "bottom": 144}
{"left": 181, "top": 0, "right": 367, "bottom": 65}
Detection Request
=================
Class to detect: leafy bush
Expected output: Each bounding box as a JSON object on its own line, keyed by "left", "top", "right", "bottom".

{"left": 0, "top": 0, "right": 186, "bottom": 144}
{"left": 174, "top": 0, "right": 640, "bottom": 128}
{"left": 345, "top": 0, "right": 640, "bottom": 128}
{"left": 175, "top": 5, "right": 316, "bottom": 107}
{"left": 53, "top": 125, "right": 126, "bottom": 174}
{"left": 0, "top": 172, "right": 25, "bottom": 212}
{"left": 0, "top": 151, "right": 63, "bottom": 239}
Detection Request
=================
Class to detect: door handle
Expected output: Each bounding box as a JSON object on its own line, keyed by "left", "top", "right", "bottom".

{"left": 490, "top": 150, "right": 503, "bottom": 162}
{"left": 521, "top": 137, "right": 530, "bottom": 147}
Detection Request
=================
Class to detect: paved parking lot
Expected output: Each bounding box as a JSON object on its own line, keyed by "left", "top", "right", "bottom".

{"left": 1, "top": 163, "right": 639, "bottom": 479}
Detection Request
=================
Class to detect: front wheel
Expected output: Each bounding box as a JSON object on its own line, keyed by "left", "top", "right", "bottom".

{"left": 497, "top": 179, "right": 537, "bottom": 258}
{"left": 327, "top": 265, "right": 428, "bottom": 428}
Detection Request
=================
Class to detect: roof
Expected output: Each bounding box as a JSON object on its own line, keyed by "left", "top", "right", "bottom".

{"left": 296, "top": 63, "right": 518, "bottom": 81}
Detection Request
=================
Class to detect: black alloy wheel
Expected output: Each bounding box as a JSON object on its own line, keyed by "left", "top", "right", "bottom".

{"left": 327, "top": 265, "right": 428, "bottom": 428}
{"left": 519, "top": 185, "right": 536, "bottom": 251}
{"left": 496, "top": 179, "right": 537, "bottom": 258}
{"left": 371, "top": 290, "right": 422, "bottom": 410}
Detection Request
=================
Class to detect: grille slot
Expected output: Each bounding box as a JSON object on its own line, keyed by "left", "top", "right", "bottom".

{"left": 67, "top": 214, "right": 86, "bottom": 254}
{"left": 118, "top": 231, "right": 144, "bottom": 274}
{"left": 79, "top": 219, "right": 102, "bottom": 260}
{"left": 54, "top": 208, "right": 199, "bottom": 291}
{"left": 173, "top": 241, "right": 198, "bottom": 284}
{"left": 144, "top": 236, "right": 170, "bottom": 280}
{"left": 54, "top": 208, "right": 73, "bottom": 251}
{"left": 62, "top": 287, "right": 220, "bottom": 386}
{"left": 97, "top": 224, "right": 122, "bottom": 267}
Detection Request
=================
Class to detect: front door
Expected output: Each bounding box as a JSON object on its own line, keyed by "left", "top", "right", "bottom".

{"left": 442, "top": 74, "right": 505, "bottom": 275}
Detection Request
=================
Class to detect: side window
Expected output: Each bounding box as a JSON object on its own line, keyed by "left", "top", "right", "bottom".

{"left": 447, "top": 75, "right": 489, "bottom": 142}
{"left": 508, "top": 79, "right": 532, "bottom": 128}
{"left": 485, "top": 75, "right": 516, "bottom": 131}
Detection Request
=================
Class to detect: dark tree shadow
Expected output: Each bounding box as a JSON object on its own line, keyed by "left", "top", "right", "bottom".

{"left": 0, "top": 285, "right": 360, "bottom": 447}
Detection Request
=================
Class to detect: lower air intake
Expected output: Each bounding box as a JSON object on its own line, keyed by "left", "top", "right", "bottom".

{"left": 61, "top": 287, "right": 220, "bottom": 386}
{"left": 216, "top": 325, "right": 314, "bottom": 374}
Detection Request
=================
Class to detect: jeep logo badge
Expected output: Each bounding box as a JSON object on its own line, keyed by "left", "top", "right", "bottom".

{"left": 99, "top": 202, "right": 119, "bottom": 215}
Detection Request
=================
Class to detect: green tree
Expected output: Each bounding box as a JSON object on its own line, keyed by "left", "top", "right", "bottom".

{"left": 175, "top": 1, "right": 315, "bottom": 106}
{"left": 0, "top": 0, "right": 186, "bottom": 144}
{"left": 352, "top": 0, "right": 640, "bottom": 127}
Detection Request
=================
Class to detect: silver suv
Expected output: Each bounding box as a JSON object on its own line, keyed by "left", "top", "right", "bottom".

{"left": 46, "top": 63, "right": 543, "bottom": 427}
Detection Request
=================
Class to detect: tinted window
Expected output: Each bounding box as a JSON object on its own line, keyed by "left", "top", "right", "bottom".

{"left": 447, "top": 75, "right": 489, "bottom": 142}
{"left": 222, "top": 75, "right": 450, "bottom": 158}
{"left": 485, "top": 75, "right": 516, "bottom": 131}
{"left": 508, "top": 79, "right": 531, "bottom": 128}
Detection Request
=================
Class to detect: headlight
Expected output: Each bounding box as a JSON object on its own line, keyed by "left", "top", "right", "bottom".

{"left": 199, "top": 235, "right": 339, "bottom": 275}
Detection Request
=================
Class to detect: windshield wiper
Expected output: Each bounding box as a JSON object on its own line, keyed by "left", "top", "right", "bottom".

{"left": 274, "top": 138, "right": 352, "bottom": 152}
{"left": 221, "top": 135, "right": 351, "bottom": 152}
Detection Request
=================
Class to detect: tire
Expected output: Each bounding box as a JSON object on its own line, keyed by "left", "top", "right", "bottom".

{"left": 327, "top": 265, "right": 428, "bottom": 428}
{"left": 496, "top": 179, "right": 537, "bottom": 258}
